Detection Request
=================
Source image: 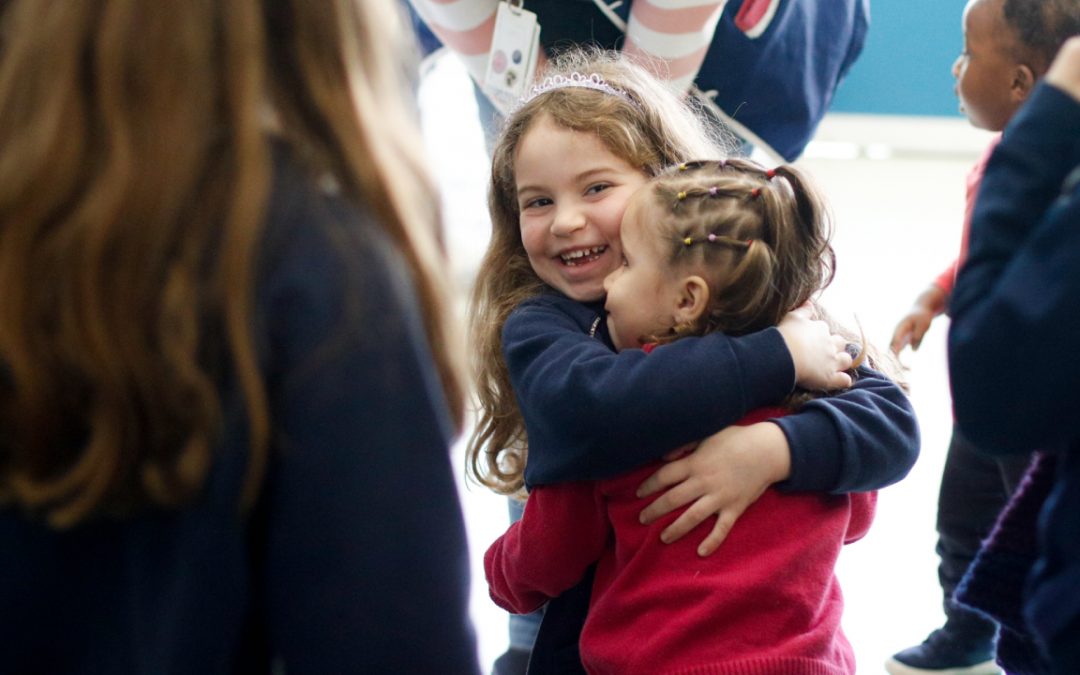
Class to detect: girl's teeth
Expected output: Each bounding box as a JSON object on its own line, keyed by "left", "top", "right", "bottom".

{"left": 561, "top": 246, "right": 606, "bottom": 264}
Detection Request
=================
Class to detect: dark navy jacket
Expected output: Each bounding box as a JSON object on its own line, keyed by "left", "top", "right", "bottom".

{"left": 950, "top": 82, "right": 1080, "bottom": 674}
{"left": 0, "top": 149, "right": 480, "bottom": 674}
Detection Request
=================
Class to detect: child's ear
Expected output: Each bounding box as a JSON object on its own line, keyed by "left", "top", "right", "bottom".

{"left": 1013, "top": 63, "right": 1037, "bottom": 102}
{"left": 673, "top": 275, "right": 710, "bottom": 325}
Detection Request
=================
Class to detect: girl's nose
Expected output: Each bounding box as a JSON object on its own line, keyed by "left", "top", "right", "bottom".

{"left": 603, "top": 267, "right": 619, "bottom": 293}
{"left": 951, "top": 54, "right": 963, "bottom": 78}
{"left": 550, "top": 206, "right": 586, "bottom": 236}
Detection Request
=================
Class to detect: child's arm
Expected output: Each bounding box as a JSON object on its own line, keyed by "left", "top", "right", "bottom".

{"left": 637, "top": 369, "right": 916, "bottom": 554}
{"left": 507, "top": 295, "right": 850, "bottom": 485}
{"left": 949, "top": 50, "right": 1080, "bottom": 452}
{"left": 405, "top": 0, "right": 499, "bottom": 84}
{"left": 484, "top": 484, "right": 609, "bottom": 614}
{"left": 890, "top": 281, "right": 949, "bottom": 353}
{"left": 622, "top": 1, "right": 727, "bottom": 94}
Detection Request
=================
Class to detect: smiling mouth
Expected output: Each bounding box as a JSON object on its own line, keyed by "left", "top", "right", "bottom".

{"left": 559, "top": 245, "right": 607, "bottom": 266}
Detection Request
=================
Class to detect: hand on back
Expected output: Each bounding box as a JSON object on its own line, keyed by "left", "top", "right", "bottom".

{"left": 777, "top": 303, "right": 853, "bottom": 391}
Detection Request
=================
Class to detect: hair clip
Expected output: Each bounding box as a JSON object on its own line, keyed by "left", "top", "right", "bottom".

{"left": 707, "top": 186, "right": 718, "bottom": 196}
{"left": 746, "top": 239, "right": 755, "bottom": 248}
{"left": 765, "top": 169, "right": 776, "bottom": 179}
{"left": 677, "top": 191, "right": 687, "bottom": 200}
{"left": 707, "top": 233, "right": 718, "bottom": 242}
{"left": 683, "top": 237, "right": 694, "bottom": 246}
{"left": 751, "top": 188, "right": 762, "bottom": 199}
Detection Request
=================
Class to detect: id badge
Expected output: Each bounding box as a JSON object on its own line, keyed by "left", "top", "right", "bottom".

{"left": 483, "top": 1, "right": 541, "bottom": 112}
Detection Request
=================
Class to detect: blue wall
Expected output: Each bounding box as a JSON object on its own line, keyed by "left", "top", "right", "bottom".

{"left": 830, "top": 1, "right": 966, "bottom": 117}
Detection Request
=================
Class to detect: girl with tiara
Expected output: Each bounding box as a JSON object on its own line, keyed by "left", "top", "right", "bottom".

{"left": 487, "top": 157, "right": 885, "bottom": 674}
{"left": 470, "top": 48, "right": 918, "bottom": 673}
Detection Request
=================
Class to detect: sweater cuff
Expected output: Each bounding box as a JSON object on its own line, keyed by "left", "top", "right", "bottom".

{"left": 771, "top": 408, "right": 843, "bottom": 492}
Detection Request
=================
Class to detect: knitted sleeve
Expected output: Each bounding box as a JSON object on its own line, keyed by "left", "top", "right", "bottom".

{"left": 485, "top": 483, "right": 609, "bottom": 614}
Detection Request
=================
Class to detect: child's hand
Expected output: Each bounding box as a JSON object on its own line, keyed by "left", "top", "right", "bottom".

{"left": 1047, "top": 36, "right": 1080, "bottom": 103}
{"left": 777, "top": 304, "right": 853, "bottom": 391}
{"left": 635, "top": 422, "right": 791, "bottom": 556}
{"left": 890, "top": 285, "right": 946, "bottom": 354}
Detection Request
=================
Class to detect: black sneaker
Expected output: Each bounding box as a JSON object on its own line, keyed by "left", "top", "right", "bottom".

{"left": 885, "top": 629, "right": 1001, "bottom": 675}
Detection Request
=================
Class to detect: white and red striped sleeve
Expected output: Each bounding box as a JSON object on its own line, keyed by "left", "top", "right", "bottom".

{"left": 408, "top": 0, "right": 499, "bottom": 82}
{"left": 622, "top": 0, "right": 729, "bottom": 93}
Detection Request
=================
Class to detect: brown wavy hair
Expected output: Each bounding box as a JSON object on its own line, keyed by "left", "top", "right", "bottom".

{"left": 467, "top": 48, "right": 732, "bottom": 495}
{"left": 0, "top": 0, "right": 464, "bottom": 528}
{"left": 637, "top": 159, "right": 900, "bottom": 395}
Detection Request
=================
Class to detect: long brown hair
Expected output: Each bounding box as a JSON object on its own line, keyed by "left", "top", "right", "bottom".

{"left": 0, "top": 0, "right": 464, "bottom": 528}
{"left": 468, "top": 48, "right": 731, "bottom": 495}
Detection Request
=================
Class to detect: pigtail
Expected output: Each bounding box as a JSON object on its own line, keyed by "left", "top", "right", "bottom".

{"left": 772, "top": 165, "right": 836, "bottom": 292}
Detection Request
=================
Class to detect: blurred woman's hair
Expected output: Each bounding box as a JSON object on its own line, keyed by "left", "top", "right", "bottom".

{"left": 0, "top": 0, "right": 464, "bottom": 527}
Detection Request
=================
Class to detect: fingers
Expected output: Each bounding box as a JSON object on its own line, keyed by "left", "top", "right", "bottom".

{"left": 890, "top": 323, "right": 912, "bottom": 354}
{"left": 639, "top": 479, "right": 698, "bottom": 525}
{"left": 636, "top": 460, "right": 690, "bottom": 498}
{"left": 657, "top": 496, "right": 717, "bottom": 544}
{"left": 696, "top": 511, "right": 738, "bottom": 557}
{"left": 828, "top": 370, "right": 854, "bottom": 390}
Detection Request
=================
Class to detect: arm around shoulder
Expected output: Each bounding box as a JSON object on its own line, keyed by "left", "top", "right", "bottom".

{"left": 505, "top": 299, "right": 796, "bottom": 484}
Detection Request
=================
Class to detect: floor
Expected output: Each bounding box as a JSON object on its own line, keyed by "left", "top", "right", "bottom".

{"left": 417, "top": 52, "right": 1000, "bottom": 674}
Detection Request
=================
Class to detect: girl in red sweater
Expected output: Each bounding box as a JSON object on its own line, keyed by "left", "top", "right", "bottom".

{"left": 486, "top": 159, "right": 889, "bottom": 674}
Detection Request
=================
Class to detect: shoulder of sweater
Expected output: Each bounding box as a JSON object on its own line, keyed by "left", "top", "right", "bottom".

{"left": 510, "top": 292, "right": 605, "bottom": 332}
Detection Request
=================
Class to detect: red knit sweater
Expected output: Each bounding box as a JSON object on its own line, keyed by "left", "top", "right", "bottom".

{"left": 485, "top": 407, "right": 876, "bottom": 675}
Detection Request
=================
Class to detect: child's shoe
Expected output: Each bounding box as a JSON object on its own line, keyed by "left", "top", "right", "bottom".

{"left": 491, "top": 646, "right": 531, "bottom": 675}
{"left": 885, "top": 628, "right": 1001, "bottom": 675}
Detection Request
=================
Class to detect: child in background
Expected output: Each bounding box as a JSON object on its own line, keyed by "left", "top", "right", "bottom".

{"left": 486, "top": 158, "right": 886, "bottom": 674}
{"left": 948, "top": 35, "right": 1080, "bottom": 675}
{"left": 470, "top": 48, "right": 919, "bottom": 674}
{"left": 887, "top": 2, "right": 1080, "bottom": 673}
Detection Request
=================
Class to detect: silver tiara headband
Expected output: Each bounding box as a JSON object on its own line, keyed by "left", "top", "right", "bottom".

{"left": 516, "top": 72, "right": 638, "bottom": 111}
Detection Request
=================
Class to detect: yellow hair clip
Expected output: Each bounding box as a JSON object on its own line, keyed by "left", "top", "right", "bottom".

{"left": 683, "top": 237, "right": 693, "bottom": 246}
{"left": 677, "top": 191, "right": 687, "bottom": 200}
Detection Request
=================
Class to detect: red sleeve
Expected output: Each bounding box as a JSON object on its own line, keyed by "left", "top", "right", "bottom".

{"left": 484, "top": 482, "right": 610, "bottom": 614}
{"left": 932, "top": 258, "right": 959, "bottom": 296}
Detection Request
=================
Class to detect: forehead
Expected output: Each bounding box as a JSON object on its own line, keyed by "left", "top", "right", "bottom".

{"left": 964, "top": 0, "right": 1007, "bottom": 39}
{"left": 622, "top": 188, "right": 664, "bottom": 242}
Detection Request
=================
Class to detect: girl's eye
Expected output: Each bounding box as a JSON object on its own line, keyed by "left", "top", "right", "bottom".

{"left": 585, "top": 183, "right": 611, "bottom": 196}
{"left": 522, "top": 197, "right": 552, "bottom": 210}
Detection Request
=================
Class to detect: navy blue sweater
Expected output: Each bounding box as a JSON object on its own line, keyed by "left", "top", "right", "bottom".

{"left": 506, "top": 293, "right": 919, "bottom": 494}
{"left": 0, "top": 150, "right": 480, "bottom": 674}
{"left": 949, "top": 82, "right": 1080, "bottom": 674}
